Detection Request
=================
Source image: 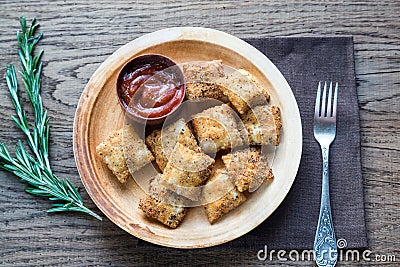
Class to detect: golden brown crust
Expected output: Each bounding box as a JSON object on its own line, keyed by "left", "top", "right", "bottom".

{"left": 96, "top": 125, "right": 154, "bottom": 183}
{"left": 248, "top": 153, "right": 274, "bottom": 191}
{"left": 182, "top": 60, "right": 227, "bottom": 101}
{"left": 161, "top": 143, "right": 214, "bottom": 200}
{"left": 138, "top": 194, "right": 187, "bottom": 229}
{"left": 242, "top": 105, "right": 282, "bottom": 146}
{"left": 139, "top": 144, "right": 214, "bottom": 227}
{"left": 219, "top": 69, "right": 268, "bottom": 114}
{"left": 270, "top": 106, "right": 282, "bottom": 145}
{"left": 162, "top": 143, "right": 214, "bottom": 188}
{"left": 203, "top": 169, "right": 246, "bottom": 224}
{"left": 222, "top": 147, "right": 274, "bottom": 192}
{"left": 237, "top": 69, "right": 270, "bottom": 102}
{"left": 191, "top": 104, "right": 246, "bottom": 153}
{"left": 185, "top": 82, "right": 226, "bottom": 100}
{"left": 145, "top": 119, "right": 200, "bottom": 172}
{"left": 222, "top": 147, "right": 258, "bottom": 192}
{"left": 182, "top": 60, "right": 224, "bottom": 83}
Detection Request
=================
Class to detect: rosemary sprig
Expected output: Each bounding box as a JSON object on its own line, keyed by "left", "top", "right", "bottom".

{"left": 0, "top": 16, "right": 102, "bottom": 221}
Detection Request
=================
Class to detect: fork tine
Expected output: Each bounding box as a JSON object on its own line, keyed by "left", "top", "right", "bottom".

{"left": 333, "top": 82, "right": 338, "bottom": 117}
{"left": 327, "top": 82, "right": 333, "bottom": 117}
{"left": 315, "top": 81, "right": 322, "bottom": 117}
{"left": 321, "top": 81, "right": 327, "bottom": 117}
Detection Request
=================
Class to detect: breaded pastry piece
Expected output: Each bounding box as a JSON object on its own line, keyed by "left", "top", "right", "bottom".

{"left": 242, "top": 105, "right": 282, "bottom": 146}
{"left": 203, "top": 169, "right": 246, "bottom": 224}
{"left": 161, "top": 143, "right": 214, "bottom": 200}
{"left": 145, "top": 119, "right": 200, "bottom": 172}
{"left": 219, "top": 69, "right": 269, "bottom": 114}
{"left": 166, "top": 143, "right": 215, "bottom": 185}
{"left": 96, "top": 125, "right": 154, "bottom": 183}
{"left": 191, "top": 104, "right": 246, "bottom": 153}
{"left": 138, "top": 193, "right": 187, "bottom": 229}
{"left": 237, "top": 69, "right": 270, "bottom": 103}
{"left": 182, "top": 60, "right": 226, "bottom": 101}
{"left": 222, "top": 147, "right": 274, "bottom": 192}
{"left": 147, "top": 174, "right": 188, "bottom": 205}
{"left": 183, "top": 60, "right": 224, "bottom": 83}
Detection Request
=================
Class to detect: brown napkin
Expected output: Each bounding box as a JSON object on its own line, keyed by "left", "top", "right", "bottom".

{"left": 137, "top": 37, "right": 368, "bottom": 250}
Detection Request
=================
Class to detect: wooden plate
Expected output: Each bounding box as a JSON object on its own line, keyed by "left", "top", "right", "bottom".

{"left": 73, "top": 27, "right": 302, "bottom": 248}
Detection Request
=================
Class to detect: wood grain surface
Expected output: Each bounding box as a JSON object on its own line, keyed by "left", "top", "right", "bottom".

{"left": 0, "top": 0, "right": 399, "bottom": 266}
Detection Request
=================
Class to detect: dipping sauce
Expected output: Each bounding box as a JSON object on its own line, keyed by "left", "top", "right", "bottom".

{"left": 117, "top": 55, "right": 185, "bottom": 123}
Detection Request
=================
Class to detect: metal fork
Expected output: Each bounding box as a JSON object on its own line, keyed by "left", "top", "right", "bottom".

{"left": 313, "top": 81, "right": 338, "bottom": 267}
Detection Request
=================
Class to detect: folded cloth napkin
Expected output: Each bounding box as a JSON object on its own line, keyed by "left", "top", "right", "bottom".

{"left": 137, "top": 37, "right": 368, "bottom": 250}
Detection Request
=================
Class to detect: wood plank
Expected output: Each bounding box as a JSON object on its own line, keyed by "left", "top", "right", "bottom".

{"left": 0, "top": 0, "right": 399, "bottom": 266}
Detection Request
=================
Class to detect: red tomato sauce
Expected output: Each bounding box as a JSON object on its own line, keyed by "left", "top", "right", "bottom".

{"left": 119, "top": 62, "right": 184, "bottom": 118}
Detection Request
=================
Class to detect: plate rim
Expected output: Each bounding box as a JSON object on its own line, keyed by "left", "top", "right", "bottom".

{"left": 73, "top": 27, "right": 302, "bottom": 249}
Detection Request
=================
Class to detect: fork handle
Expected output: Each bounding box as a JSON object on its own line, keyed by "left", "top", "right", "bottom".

{"left": 313, "top": 146, "right": 338, "bottom": 267}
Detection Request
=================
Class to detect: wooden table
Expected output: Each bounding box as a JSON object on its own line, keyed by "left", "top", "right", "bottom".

{"left": 0, "top": 1, "right": 398, "bottom": 266}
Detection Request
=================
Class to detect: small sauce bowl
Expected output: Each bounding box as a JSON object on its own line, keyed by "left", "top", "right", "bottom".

{"left": 116, "top": 54, "right": 186, "bottom": 125}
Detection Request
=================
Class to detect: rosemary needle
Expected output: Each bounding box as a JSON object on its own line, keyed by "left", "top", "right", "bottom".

{"left": 0, "top": 16, "right": 102, "bottom": 221}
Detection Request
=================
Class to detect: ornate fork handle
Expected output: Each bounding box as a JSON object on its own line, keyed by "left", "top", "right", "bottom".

{"left": 313, "top": 145, "right": 338, "bottom": 267}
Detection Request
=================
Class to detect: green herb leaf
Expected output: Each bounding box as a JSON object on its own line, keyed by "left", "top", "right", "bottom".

{"left": 0, "top": 17, "right": 101, "bottom": 221}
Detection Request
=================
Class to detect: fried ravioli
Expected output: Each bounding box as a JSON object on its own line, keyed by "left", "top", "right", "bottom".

{"left": 191, "top": 104, "right": 246, "bottom": 153}
{"left": 242, "top": 105, "right": 282, "bottom": 146}
{"left": 203, "top": 169, "right": 246, "bottom": 224}
{"left": 145, "top": 118, "right": 200, "bottom": 172}
{"left": 139, "top": 144, "right": 215, "bottom": 227}
{"left": 138, "top": 193, "right": 187, "bottom": 229}
{"left": 222, "top": 147, "right": 274, "bottom": 192}
{"left": 182, "top": 60, "right": 227, "bottom": 101}
{"left": 237, "top": 69, "right": 270, "bottom": 103}
{"left": 96, "top": 125, "right": 154, "bottom": 183}
{"left": 161, "top": 143, "right": 214, "bottom": 200}
{"left": 219, "top": 69, "right": 270, "bottom": 114}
